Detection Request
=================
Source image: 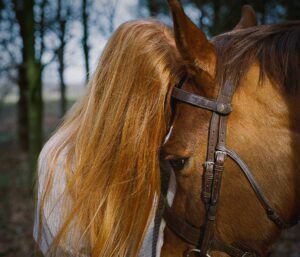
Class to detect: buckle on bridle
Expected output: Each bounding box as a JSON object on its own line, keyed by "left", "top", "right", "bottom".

{"left": 215, "top": 150, "right": 227, "bottom": 156}
{"left": 216, "top": 103, "right": 232, "bottom": 115}
{"left": 185, "top": 249, "right": 211, "bottom": 257}
{"left": 204, "top": 161, "right": 214, "bottom": 169}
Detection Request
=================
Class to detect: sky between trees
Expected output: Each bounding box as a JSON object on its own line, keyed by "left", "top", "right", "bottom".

{"left": 0, "top": 0, "right": 298, "bottom": 183}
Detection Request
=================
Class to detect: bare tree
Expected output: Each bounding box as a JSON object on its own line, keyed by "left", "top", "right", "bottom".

{"left": 93, "top": 0, "right": 119, "bottom": 36}
{"left": 106, "top": 0, "right": 119, "bottom": 34}
{"left": 55, "top": 0, "right": 72, "bottom": 117}
{"left": 82, "top": 0, "right": 90, "bottom": 83}
{"left": 80, "top": 0, "right": 119, "bottom": 83}
{"left": 148, "top": 0, "right": 158, "bottom": 16}
{"left": 13, "top": 0, "right": 46, "bottom": 183}
{"left": 0, "top": 0, "right": 28, "bottom": 149}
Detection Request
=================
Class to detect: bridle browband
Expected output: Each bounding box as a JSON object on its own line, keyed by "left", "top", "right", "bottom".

{"left": 163, "top": 76, "right": 298, "bottom": 257}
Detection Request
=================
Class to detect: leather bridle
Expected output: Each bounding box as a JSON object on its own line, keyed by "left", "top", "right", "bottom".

{"left": 163, "top": 76, "right": 299, "bottom": 257}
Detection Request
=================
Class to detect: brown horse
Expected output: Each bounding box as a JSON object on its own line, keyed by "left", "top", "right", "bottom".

{"left": 161, "top": 1, "right": 300, "bottom": 256}
{"left": 33, "top": 1, "right": 299, "bottom": 256}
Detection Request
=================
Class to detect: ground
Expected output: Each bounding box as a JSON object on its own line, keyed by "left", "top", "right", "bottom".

{"left": 0, "top": 101, "right": 299, "bottom": 257}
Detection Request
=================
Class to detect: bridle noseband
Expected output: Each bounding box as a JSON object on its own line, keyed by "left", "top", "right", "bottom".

{"left": 163, "top": 76, "right": 298, "bottom": 257}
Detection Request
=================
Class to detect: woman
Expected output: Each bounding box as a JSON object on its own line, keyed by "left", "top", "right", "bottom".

{"left": 34, "top": 20, "right": 182, "bottom": 257}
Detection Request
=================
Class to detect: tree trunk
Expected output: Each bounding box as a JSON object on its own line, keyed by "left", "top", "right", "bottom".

{"left": 17, "top": 64, "right": 29, "bottom": 151}
{"left": 286, "top": 1, "right": 300, "bottom": 20}
{"left": 82, "top": 0, "right": 89, "bottom": 83}
{"left": 211, "top": 0, "right": 221, "bottom": 35}
{"left": 14, "top": 0, "right": 43, "bottom": 186}
{"left": 58, "top": 47, "right": 66, "bottom": 117}
{"left": 57, "top": 0, "right": 67, "bottom": 117}
{"left": 27, "top": 59, "right": 43, "bottom": 180}
{"left": 148, "top": 0, "right": 158, "bottom": 17}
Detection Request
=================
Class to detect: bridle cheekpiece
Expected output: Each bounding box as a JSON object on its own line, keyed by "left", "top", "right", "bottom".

{"left": 163, "top": 76, "right": 297, "bottom": 257}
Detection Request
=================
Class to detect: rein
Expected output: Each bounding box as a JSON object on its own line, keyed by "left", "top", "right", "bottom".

{"left": 163, "top": 77, "right": 298, "bottom": 257}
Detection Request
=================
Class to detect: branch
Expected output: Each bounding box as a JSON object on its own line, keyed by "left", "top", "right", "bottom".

{"left": 41, "top": 52, "right": 57, "bottom": 68}
{"left": 38, "top": 0, "right": 48, "bottom": 62}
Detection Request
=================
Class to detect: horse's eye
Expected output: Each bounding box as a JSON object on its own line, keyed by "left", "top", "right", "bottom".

{"left": 169, "top": 158, "right": 189, "bottom": 172}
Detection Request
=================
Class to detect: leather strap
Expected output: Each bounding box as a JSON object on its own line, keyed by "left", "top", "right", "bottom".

{"left": 202, "top": 113, "right": 219, "bottom": 207}
{"left": 213, "top": 239, "right": 258, "bottom": 257}
{"left": 163, "top": 204, "right": 258, "bottom": 257}
{"left": 164, "top": 203, "right": 200, "bottom": 245}
{"left": 172, "top": 87, "right": 232, "bottom": 115}
{"left": 219, "top": 146, "right": 289, "bottom": 229}
{"left": 199, "top": 80, "right": 234, "bottom": 256}
{"left": 165, "top": 78, "right": 295, "bottom": 257}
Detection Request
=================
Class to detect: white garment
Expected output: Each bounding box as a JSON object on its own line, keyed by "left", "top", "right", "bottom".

{"left": 33, "top": 131, "right": 176, "bottom": 257}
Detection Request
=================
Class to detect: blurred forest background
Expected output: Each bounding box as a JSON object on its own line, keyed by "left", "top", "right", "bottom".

{"left": 0, "top": 0, "right": 299, "bottom": 256}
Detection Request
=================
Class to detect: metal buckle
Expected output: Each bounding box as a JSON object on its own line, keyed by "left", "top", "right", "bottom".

{"left": 215, "top": 150, "right": 227, "bottom": 156}
{"left": 216, "top": 103, "right": 232, "bottom": 115}
{"left": 185, "top": 248, "right": 211, "bottom": 257}
{"left": 204, "top": 161, "right": 214, "bottom": 169}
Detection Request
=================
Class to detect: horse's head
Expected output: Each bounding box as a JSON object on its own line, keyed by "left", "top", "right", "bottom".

{"left": 162, "top": 1, "right": 300, "bottom": 256}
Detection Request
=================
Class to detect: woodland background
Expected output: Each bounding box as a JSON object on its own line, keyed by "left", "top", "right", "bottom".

{"left": 0, "top": 0, "right": 299, "bottom": 256}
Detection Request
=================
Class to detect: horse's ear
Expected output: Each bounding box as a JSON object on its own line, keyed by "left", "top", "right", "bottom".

{"left": 234, "top": 5, "right": 257, "bottom": 30}
{"left": 168, "top": 0, "right": 216, "bottom": 77}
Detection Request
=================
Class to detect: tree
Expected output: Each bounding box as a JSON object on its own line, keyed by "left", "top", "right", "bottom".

{"left": 82, "top": 0, "right": 90, "bottom": 83}
{"left": 140, "top": 0, "right": 300, "bottom": 36}
{"left": 0, "top": 0, "right": 27, "bottom": 149}
{"left": 55, "top": 0, "right": 71, "bottom": 117}
{"left": 13, "top": 0, "right": 45, "bottom": 184}
{"left": 279, "top": 0, "right": 300, "bottom": 20}
{"left": 148, "top": 0, "right": 159, "bottom": 16}
{"left": 81, "top": 0, "right": 119, "bottom": 83}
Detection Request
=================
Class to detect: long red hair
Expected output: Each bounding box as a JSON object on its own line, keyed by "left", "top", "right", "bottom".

{"left": 37, "top": 20, "right": 183, "bottom": 257}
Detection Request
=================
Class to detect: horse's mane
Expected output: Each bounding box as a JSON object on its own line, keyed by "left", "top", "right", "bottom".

{"left": 213, "top": 21, "right": 300, "bottom": 92}
{"left": 38, "top": 20, "right": 183, "bottom": 257}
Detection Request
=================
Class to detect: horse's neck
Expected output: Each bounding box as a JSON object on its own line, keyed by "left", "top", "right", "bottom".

{"left": 223, "top": 64, "right": 300, "bottom": 251}
{"left": 230, "top": 64, "right": 300, "bottom": 207}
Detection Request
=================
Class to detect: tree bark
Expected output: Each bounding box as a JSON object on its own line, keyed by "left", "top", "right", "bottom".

{"left": 148, "top": 0, "right": 158, "bottom": 16}
{"left": 17, "top": 64, "right": 29, "bottom": 151}
{"left": 211, "top": 0, "right": 221, "bottom": 35}
{"left": 285, "top": 1, "right": 300, "bottom": 20}
{"left": 14, "top": 0, "right": 43, "bottom": 185}
{"left": 82, "top": 0, "right": 90, "bottom": 83}
{"left": 27, "top": 59, "right": 43, "bottom": 180}
{"left": 57, "top": 0, "right": 67, "bottom": 117}
{"left": 58, "top": 49, "right": 66, "bottom": 117}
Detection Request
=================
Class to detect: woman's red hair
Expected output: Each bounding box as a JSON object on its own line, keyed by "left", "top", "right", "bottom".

{"left": 37, "top": 20, "right": 183, "bottom": 256}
